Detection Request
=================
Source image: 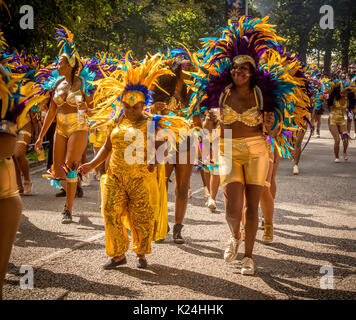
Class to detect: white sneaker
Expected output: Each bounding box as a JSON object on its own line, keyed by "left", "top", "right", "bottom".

{"left": 334, "top": 158, "right": 340, "bottom": 163}
{"left": 224, "top": 236, "right": 242, "bottom": 262}
{"left": 241, "top": 257, "right": 255, "bottom": 275}
{"left": 203, "top": 186, "right": 210, "bottom": 198}
{"left": 82, "top": 175, "right": 90, "bottom": 187}
{"left": 207, "top": 198, "right": 216, "bottom": 211}
{"left": 293, "top": 165, "right": 299, "bottom": 175}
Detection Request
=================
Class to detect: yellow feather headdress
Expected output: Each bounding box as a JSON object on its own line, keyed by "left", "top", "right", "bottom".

{"left": 90, "top": 51, "right": 174, "bottom": 127}
{"left": 56, "top": 25, "right": 80, "bottom": 68}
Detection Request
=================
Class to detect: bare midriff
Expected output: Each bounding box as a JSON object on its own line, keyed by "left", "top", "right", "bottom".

{"left": 220, "top": 121, "right": 263, "bottom": 139}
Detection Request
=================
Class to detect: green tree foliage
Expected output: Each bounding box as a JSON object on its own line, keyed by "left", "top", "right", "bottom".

{"left": 0, "top": 0, "right": 354, "bottom": 74}
{"left": 253, "top": 0, "right": 356, "bottom": 75}
{"left": 0, "top": 0, "right": 225, "bottom": 60}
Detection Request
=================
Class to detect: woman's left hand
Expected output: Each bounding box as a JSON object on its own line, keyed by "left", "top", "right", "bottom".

{"left": 77, "top": 101, "right": 88, "bottom": 111}
{"left": 147, "top": 163, "right": 157, "bottom": 172}
{"left": 264, "top": 112, "right": 275, "bottom": 130}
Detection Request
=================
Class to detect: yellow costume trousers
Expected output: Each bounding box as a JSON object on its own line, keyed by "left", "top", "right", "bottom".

{"left": 219, "top": 136, "right": 269, "bottom": 187}
{"left": 101, "top": 169, "right": 160, "bottom": 257}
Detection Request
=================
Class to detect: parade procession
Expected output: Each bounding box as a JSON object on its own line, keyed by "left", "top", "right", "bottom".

{"left": 0, "top": 0, "right": 355, "bottom": 304}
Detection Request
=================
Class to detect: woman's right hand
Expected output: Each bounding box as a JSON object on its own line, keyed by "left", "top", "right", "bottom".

{"left": 152, "top": 102, "right": 167, "bottom": 113}
{"left": 79, "top": 163, "right": 94, "bottom": 176}
{"left": 207, "top": 110, "right": 219, "bottom": 123}
{"left": 34, "top": 137, "right": 43, "bottom": 154}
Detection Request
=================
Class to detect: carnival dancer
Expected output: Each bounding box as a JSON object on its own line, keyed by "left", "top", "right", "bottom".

{"left": 201, "top": 109, "right": 221, "bottom": 212}
{"left": 150, "top": 55, "right": 197, "bottom": 243}
{"left": 183, "top": 16, "right": 309, "bottom": 275}
{"left": 34, "top": 26, "right": 102, "bottom": 223}
{"left": 327, "top": 80, "right": 353, "bottom": 162}
{"left": 346, "top": 79, "right": 356, "bottom": 139}
{"left": 80, "top": 52, "right": 190, "bottom": 269}
{"left": 0, "top": 38, "right": 22, "bottom": 301}
{"left": 308, "top": 67, "right": 327, "bottom": 138}
{"left": 0, "top": 49, "right": 44, "bottom": 195}
{"left": 0, "top": 26, "right": 42, "bottom": 298}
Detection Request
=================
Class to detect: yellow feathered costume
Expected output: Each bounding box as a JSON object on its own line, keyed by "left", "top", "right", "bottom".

{"left": 91, "top": 52, "right": 190, "bottom": 255}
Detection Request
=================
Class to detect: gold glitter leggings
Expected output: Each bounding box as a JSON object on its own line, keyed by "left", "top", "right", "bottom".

{"left": 101, "top": 170, "right": 159, "bottom": 257}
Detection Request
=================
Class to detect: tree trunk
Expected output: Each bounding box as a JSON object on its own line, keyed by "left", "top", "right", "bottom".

{"left": 323, "top": 30, "right": 334, "bottom": 76}
{"left": 317, "top": 50, "right": 320, "bottom": 68}
{"left": 298, "top": 34, "right": 308, "bottom": 63}
{"left": 340, "top": 17, "right": 351, "bottom": 74}
{"left": 324, "top": 48, "right": 332, "bottom": 76}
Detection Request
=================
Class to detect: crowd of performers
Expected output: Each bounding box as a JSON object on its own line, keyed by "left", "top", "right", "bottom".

{"left": 1, "top": 8, "right": 356, "bottom": 298}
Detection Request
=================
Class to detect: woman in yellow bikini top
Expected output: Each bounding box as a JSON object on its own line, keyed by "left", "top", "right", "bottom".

{"left": 327, "top": 84, "right": 351, "bottom": 162}
{"left": 34, "top": 25, "right": 91, "bottom": 224}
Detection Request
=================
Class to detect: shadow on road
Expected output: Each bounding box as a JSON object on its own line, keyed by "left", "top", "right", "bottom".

{"left": 260, "top": 236, "right": 356, "bottom": 270}
{"left": 5, "top": 267, "right": 140, "bottom": 299}
{"left": 167, "top": 215, "right": 224, "bottom": 226}
{"left": 258, "top": 273, "right": 355, "bottom": 300}
{"left": 117, "top": 264, "right": 273, "bottom": 300}
{"left": 168, "top": 238, "right": 223, "bottom": 259}
{"left": 273, "top": 209, "right": 355, "bottom": 232}
{"left": 14, "top": 215, "right": 105, "bottom": 250}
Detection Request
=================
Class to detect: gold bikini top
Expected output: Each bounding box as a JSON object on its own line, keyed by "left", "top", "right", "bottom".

{"left": 220, "top": 86, "right": 263, "bottom": 127}
{"left": 53, "top": 88, "right": 82, "bottom": 107}
{"left": 333, "top": 99, "right": 347, "bottom": 112}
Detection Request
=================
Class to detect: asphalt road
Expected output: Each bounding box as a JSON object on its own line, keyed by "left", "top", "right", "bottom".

{"left": 3, "top": 116, "right": 356, "bottom": 300}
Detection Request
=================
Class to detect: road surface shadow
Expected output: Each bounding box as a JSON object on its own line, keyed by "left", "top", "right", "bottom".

{"left": 22, "top": 176, "right": 101, "bottom": 214}
{"left": 170, "top": 238, "right": 223, "bottom": 259}
{"left": 14, "top": 215, "right": 105, "bottom": 250}
{"left": 5, "top": 267, "right": 140, "bottom": 299}
{"left": 117, "top": 264, "right": 273, "bottom": 300}
{"left": 76, "top": 215, "right": 105, "bottom": 231}
{"left": 273, "top": 227, "right": 356, "bottom": 252}
{"left": 167, "top": 215, "right": 223, "bottom": 226}
{"left": 258, "top": 273, "right": 355, "bottom": 300}
{"left": 260, "top": 237, "right": 356, "bottom": 270}
{"left": 273, "top": 208, "right": 355, "bottom": 232}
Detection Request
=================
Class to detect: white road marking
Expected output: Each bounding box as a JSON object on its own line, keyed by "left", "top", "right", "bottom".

{"left": 7, "top": 232, "right": 105, "bottom": 275}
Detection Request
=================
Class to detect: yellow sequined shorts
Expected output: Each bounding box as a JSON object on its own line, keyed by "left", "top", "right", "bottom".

{"left": 56, "top": 113, "right": 89, "bottom": 139}
{"left": 0, "top": 157, "right": 19, "bottom": 199}
{"left": 329, "top": 114, "right": 345, "bottom": 126}
{"left": 219, "top": 136, "right": 270, "bottom": 187}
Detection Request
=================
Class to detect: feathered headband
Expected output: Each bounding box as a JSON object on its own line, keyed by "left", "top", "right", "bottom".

{"left": 56, "top": 25, "right": 80, "bottom": 68}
